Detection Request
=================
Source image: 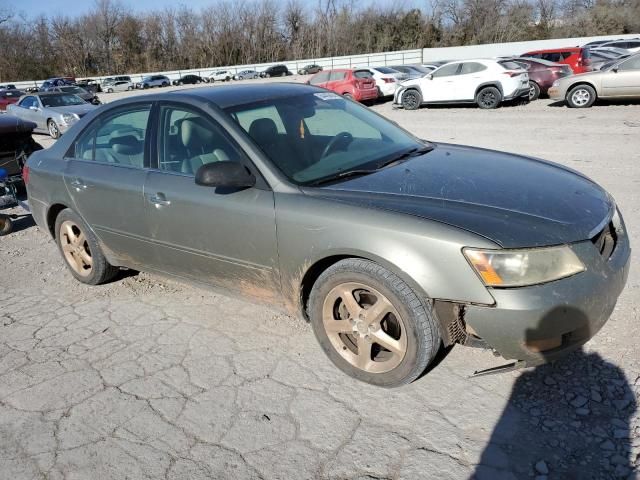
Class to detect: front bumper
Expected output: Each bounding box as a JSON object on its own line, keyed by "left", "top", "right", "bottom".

{"left": 463, "top": 212, "right": 631, "bottom": 365}
{"left": 547, "top": 86, "right": 566, "bottom": 101}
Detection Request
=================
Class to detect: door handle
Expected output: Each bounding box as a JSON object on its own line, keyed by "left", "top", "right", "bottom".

{"left": 70, "top": 178, "right": 89, "bottom": 190}
{"left": 148, "top": 193, "right": 171, "bottom": 207}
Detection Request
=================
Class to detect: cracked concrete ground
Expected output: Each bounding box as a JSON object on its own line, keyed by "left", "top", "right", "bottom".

{"left": 1, "top": 87, "right": 639, "bottom": 479}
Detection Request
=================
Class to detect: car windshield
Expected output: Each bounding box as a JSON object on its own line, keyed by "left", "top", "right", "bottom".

{"left": 224, "top": 91, "right": 427, "bottom": 185}
{"left": 41, "top": 94, "right": 86, "bottom": 107}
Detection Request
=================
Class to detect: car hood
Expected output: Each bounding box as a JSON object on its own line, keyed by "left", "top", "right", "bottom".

{"left": 47, "top": 104, "right": 97, "bottom": 117}
{"left": 303, "top": 143, "right": 613, "bottom": 248}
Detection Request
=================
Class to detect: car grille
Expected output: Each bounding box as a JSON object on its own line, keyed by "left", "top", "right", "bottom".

{"left": 591, "top": 222, "right": 617, "bottom": 259}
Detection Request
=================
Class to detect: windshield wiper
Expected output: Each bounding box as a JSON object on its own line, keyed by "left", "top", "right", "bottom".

{"left": 373, "top": 144, "right": 434, "bottom": 170}
{"left": 306, "top": 144, "right": 434, "bottom": 187}
{"left": 306, "top": 168, "right": 378, "bottom": 186}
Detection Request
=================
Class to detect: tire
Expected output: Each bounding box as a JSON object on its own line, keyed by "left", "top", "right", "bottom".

{"left": 528, "top": 81, "right": 540, "bottom": 101}
{"left": 566, "top": 84, "right": 596, "bottom": 108}
{"left": 308, "top": 258, "right": 441, "bottom": 387}
{"left": 107, "top": 88, "right": 113, "bottom": 93}
{"left": 47, "top": 119, "right": 61, "bottom": 139}
{"left": 178, "top": 81, "right": 183, "bottom": 86}
{"left": 401, "top": 89, "right": 422, "bottom": 110}
{"left": 0, "top": 215, "right": 13, "bottom": 236}
{"left": 265, "top": 73, "right": 271, "bottom": 78}
{"left": 143, "top": 84, "right": 149, "bottom": 89}
{"left": 127, "top": 86, "right": 132, "bottom": 91}
{"left": 54, "top": 208, "right": 118, "bottom": 285}
{"left": 476, "top": 86, "right": 502, "bottom": 109}
{"left": 162, "top": 82, "right": 168, "bottom": 87}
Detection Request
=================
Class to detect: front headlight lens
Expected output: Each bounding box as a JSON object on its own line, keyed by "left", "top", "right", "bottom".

{"left": 552, "top": 80, "right": 560, "bottom": 87}
{"left": 62, "top": 113, "right": 79, "bottom": 124}
{"left": 464, "top": 245, "right": 585, "bottom": 287}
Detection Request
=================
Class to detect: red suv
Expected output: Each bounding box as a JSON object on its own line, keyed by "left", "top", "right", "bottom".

{"left": 521, "top": 47, "right": 593, "bottom": 74}
{"left": 307, "top": 69, "right": 378, "bottom": 103}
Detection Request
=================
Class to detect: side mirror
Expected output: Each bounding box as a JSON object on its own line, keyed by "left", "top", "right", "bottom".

{"left": 612, "top": 67, "right": 619, "bottom": 73}
{"left": 29, "top": 106, "right": 39, "bottom": 111}
{"left": 195, "top": 161, "right": 256, "bottom": 189}
{"left": 427, "top": 73, "right": 434, "bottom": 80}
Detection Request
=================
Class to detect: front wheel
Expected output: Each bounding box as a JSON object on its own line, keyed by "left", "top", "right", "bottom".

{"left": 308, "top": 259, "right": 441, "bottom": 387}
{"left": 401, "top": 89, "right": 422, "bottom": 110}
{"left": 476, "top": 86, "right": 502, "bottom": 109}
{"left": 107, "top": 88, "right": 114, "bottom": 93}
{"left": 566, "top": 84, "right": 596, "bottom": 108}
{"left": 54, "top": 209, "right": 118, "bottom": 285}
{"left": 47, "top": 119, "right": 61, "bottom": 139}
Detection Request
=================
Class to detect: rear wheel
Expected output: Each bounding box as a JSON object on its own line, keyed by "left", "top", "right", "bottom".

{"left": 401, "top": 89, "right": 422, "bottom": 110}
{"left": 476, "top": 86, "right": 502, "bottom": 109}
{"left": 528, "top": 81, "right": 541, "bottom": 101}
{"left": 566, "top": 84, "right": 596, "bottom": 108}
{"left": 54, "top": 209, "right": 118, "bottom": 285}
{"left": 106, "top": 88, "right": 114, "bottom": 93}
{"left": 47, "top": 120, "right": 61, "bottom": 139}
{"left": 309, "top": 259, "right": 441, "bottom": 387}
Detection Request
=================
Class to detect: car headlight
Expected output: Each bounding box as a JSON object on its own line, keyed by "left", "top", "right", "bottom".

{"left": 463, "top": 245, "right": 585, "bottom": 287}
{"left": 552, "top": 80, "right": 560, "bottom": 87}
{"left": 61, "top": 113, "right": 79, "bottom": 124}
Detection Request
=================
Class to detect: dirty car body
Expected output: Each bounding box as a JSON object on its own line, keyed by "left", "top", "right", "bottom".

{"left": 25, "top": 84, "right": 630, "bottom": 386}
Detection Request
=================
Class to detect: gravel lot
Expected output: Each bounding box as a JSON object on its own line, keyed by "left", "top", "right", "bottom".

{"left": 1, "top": 77, "right": 639, "bottom": 479}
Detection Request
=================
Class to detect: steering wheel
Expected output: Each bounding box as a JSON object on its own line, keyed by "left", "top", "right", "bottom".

{"left": 321, "top": 132, "right": 354, "bottom": 159}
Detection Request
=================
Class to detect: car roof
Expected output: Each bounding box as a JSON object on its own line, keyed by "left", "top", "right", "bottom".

{"left": 141, "top": 83, "right": 327, "bottom": 109}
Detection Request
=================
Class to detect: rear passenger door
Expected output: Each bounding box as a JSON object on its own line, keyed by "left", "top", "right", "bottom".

{"left": 143, "top": 102, "right": 280, "bottom": 300}
{"left": 63, "top": 103, "right": 156, "bottom": 268}
{"left": 456, "top": 62, "right": 488, "bottom": 100}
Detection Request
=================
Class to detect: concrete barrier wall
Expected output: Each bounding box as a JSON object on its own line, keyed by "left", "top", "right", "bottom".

{"left": 6, "top": 33, "right": 638, "bottom": 89}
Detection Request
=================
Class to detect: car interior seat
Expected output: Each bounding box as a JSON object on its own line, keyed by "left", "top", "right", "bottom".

{"left": 179, "top": 117, "right": 230, "bottom": 174}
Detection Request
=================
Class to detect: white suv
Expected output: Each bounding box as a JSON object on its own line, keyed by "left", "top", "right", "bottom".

{"left": 394, "top": 59, "right": 529, "bottom": 109}
{"left": 359, "top": 66, "right": 407, "bottom": 97}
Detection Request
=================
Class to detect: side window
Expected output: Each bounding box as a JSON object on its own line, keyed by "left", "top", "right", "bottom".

{"left": 20, "top": 96, "right": 35, "bottom": 108}
{"left": 460, "top": 62, "right": 487, "bottom": 74}
{"left": 158, "top": 105, "right": 246, "bottom": 175}
{"left": 329, "top": 71, "right": 347, "bottom": 81}
{"left": 541, "top": 53, "right": 562, "bottom": 62}
{"left": 72, "top": 105, "right": 151, "bottom": 166}
{"left": 432, "top": 63, "right": 460, "bottom": 78}
{"left": 234, "top": 105, "right": 286, "bottom": 134}
{"left": 309, "top": 71, "right": 330, "bottom": 85}
{"left": 618, "top": 56, "right": 640, "bottom": 71}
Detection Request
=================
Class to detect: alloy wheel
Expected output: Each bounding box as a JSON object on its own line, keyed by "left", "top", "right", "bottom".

{"left": 59, "top": 220, "right": 93, "bottom": 277}
{"left": 571, "top": 88, "right": 591, "bottom": 107}
{"left": 322, "top": 282, "right": 407, "bottom": 373}
{"left": 479, "top": 90, "right": 497, "bottom": 108}
{"left": 48, "top": 121, "right": 60, "bottom": 138}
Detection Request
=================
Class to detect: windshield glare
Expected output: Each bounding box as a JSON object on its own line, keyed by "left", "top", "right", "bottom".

{"left": 41, "top": 94, "right": 86, "bottom": 107}
{"left": 225, "top": 91, "right": 423, "bottom": 185}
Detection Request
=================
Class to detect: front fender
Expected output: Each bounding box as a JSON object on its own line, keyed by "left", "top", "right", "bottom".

{"left": 274, "top": 192, "right": 497, "bottom": 316}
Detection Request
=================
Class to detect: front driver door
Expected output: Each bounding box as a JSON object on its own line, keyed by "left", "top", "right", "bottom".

{"left": 144, "top": 102, "right": 281, "bottom": 303}
{"left": 422, "top": 63, "right": 462, "bottom": 102}
{"left": 62, "top": 102, "right": 156, "bottom": 268}
{"left": 601, "top": 56, "right": 640, "bottom": 97}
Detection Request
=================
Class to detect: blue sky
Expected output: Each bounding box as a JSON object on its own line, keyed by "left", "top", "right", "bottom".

{"left": 15, "top": 0, "right": 421, "bottom": 18}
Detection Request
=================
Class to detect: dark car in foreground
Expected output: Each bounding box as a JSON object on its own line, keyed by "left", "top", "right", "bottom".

{"left": 24, "top": 84, "right": 630, "bottom": 387}
{"left": 0, "top": 115, "right": 41, "bottom": 177}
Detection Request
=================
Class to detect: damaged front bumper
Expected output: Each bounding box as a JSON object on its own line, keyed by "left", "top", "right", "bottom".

{"left": 448, "top": 212, "right": 631, "bottom": 368}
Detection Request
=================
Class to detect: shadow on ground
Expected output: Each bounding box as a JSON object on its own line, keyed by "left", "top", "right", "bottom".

{"left": 472, "top": 308, "right": 637, "bottom": 479}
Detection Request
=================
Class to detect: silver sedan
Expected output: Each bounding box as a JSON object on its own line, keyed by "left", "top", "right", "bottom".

{"left": 6, "top": 92, "right": 98, "bottom": 138}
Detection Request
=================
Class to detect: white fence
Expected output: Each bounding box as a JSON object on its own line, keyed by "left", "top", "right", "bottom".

{"left": 7, "top": 33, "right": 638, "bottom": 89}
